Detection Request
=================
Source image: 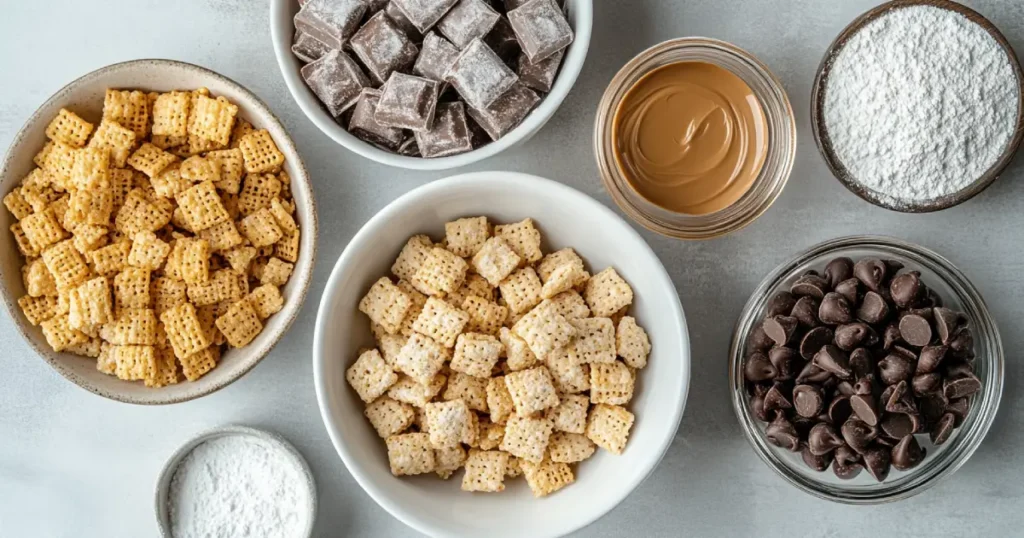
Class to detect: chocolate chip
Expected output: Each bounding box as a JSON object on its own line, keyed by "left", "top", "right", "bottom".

{"left": 863, "top": 446, "right": 892, "bottom": 481}
{"left": 880, "top": 413, "right": 916, "bottom": 439}
{"left": 890, "top": 271, "right": 924, "bottom": 308}
{"left": 919, "top": 394, "right": 948, "bottom": 427}
{"left": 793, "top": 384, "right": 824, "bottom": 418}
{"left": 887, "top": 394, "right": 917, "bottom": 416}
{"left": 836, "top": 381, "right": 855, "bottom": 396}
{"left": 802, "top": 445, "right": 833, "bottom": 471}
{"left": 750, "top": 387, "right": 769, "bottom": 421}
{"left": 768, "top": 346, "right": 801, "bottom": 381}
{"left": 834, "top": 323, "right": 872, "bottom": 351}
{"left": 747, "top": 322, "right": 774, "bottom": 352}
{"left": 943, "top": 374, "right": 982, "bottom": 400}
{"left": 925, "top": 288, "right": 943, "bottom": 308}
{"left": 833, "top": 459, "right": 863, "bottom": 480}
{"left": 905, "top": 306, "right": 934, "bottom": 322}
{"left": 824, "top": 257, "right": 854, "bottom": 289}
{"left": 943, "top": 360, "right": 975, "bottom": 380}
{"left": 791, "top": 274, "right": 830, "bottom": 299}
{"left": 854, "top": 376, "right": 875, "bottom": 396}
{"left": 766, "top": 291, "right": 797, "bottom": 317}
{"left": 835, "top": 278, "right": 861, "bottom": 305}
{"left": 857, "top": 291, "right": 890, "bottom": 324}
{"left": 883, "top": 259, "right": 905, "bottom": 276}
{"left": 790, "top": 296, "right": 821, "bottom": 328}
{"left": 841, "top": 418, "right": 878, "bottom": 454}
{"left": 764, "top": 315, "right": 799, "bottom": 346}
{"left": 850, "top": 393, "right": 879, "bottom": 426}
{"left": 819, "top": 292, "right": 853, "bottom": 325}
{"left": 950, "top": 329, "right": 974, "bottom": 354}
{"left": 766, "top": 413, "right": 801, "bottom": 451}
{"left": 884, "top": 379, "right": 906, "bottom": 407}
{"left": 916, "top": 345, "right": 948, "bottom": 374}
{"left": 891, "top": 435, "right": 926, "bottom": 471}
{"left": 947, "top": 398, "right": 970, "bottom": 426}
{"left": 930, "top": 413, "right": 956, "bottom": 445}
{"left": 849, "top": 348, "right": 875, "bottom": 378}
{"left": 835, "top": 444, "right": 861, "bottom": 467}
{"left": 890, "top": 345, "right": 918, "bottom": 362}
{"left": 796, "top": 362, "right": 832, "bottom": 384}
{"left": 807, "top": 422, "right": 844, "bottom": 455}
{"left": 813, "top": 345, "right": 852, "bottom": 379}
{"left": 933, "top": 307, "right": 962, "bottom": 344}
{"left": 912, "top": 373, "right": 942, "bottom": 395}
{"left": 743, "top": 352, "right": 777, "bottom": 382}
{"left": 853, "top": 258, "right": 887, "bottom": 292}
{"left": 878, "top": 354, "right": 914, "bottom": 385}
{"left": 898, "top": 314, "right": 932, "bottom": 347}
{"left": 799, "top": 326, "right": 834, "bottom": 360}
{"left": 882, "top": 322, "right": 902, "bottom": 350}
{"left": 763, "top": 384, "right": 792, "bottom": 412}
{"left": 828, "top": 395, "right": 853, "bottom": 425}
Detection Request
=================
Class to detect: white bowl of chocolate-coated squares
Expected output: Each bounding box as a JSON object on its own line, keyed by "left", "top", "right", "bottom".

{"left": 270, "top": 0, "right": 593, "bottom": 170}
{"left": 313, "top": 172, "right": 690, "bottom": 537}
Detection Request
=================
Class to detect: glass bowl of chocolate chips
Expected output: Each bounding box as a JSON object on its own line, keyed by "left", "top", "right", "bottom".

{"left": 729, "top": 235, "right": 1003, "bottom": 503}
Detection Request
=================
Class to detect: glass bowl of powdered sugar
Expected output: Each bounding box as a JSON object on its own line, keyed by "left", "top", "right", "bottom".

{"left": 810, "top": 0, "right": 1024, "bottom": 213}
{"left": 155, "top": 425, "right": 317, "bottom": 538}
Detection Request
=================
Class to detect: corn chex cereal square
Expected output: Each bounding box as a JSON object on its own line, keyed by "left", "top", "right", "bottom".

{"left": 72, "top": 224, "right": 108, "bottom": 254}
{"left": 189, "top": 95, "right": 238, "bottom": 147}
{"left": 443, "top": 371, "right": 489, "bottom": 412}
{"left": 269, "top": 198, "right": 297, "bottom": 235}
{"left": 42, "top": 141, "right": 77, "bottom": 187}
{"left": 150, "top": 163, "right": 191, "bottom": 199}
{"left": 512, "top": 301, "right": 576, "bottom": 361}
{"left": 19, "top": 295, "right": 58, "bottom": 326}
{"left": 68, "top": 277, "right": 113, "bottom": 331}
{"left": 70, "top": 147, "right": 110, "bottom": 191}
{"left": 20, "top": 209, "right": 67, "bottom": 252}
{"left": 451, "top": 332, "right": 503, "bottom": 378}
{"left": 215, "top": 298, "right": 263, "bottom": 348}
{"left": 522, "top": 459, "right": 575, "bottom": 497}
{"left": 174, "top": 181, "right": 230, "bottom": 232}
{"left": 435, "top": 446, "right": 467, "bottom": 480}
{"left": 222, "top": 245, "right": 257, "bottom": 274}
{"left": 462, "top": 295, "right": 507, "bottom": 336}
{"left": 68, "top": 188, "right": 114, "bottom": 228}
{"left": 584, "top": 267, "right": 634, "bottom": 318}
{"left": 425, "top": 399, "right": 473, "bottom": 449}
{"left": 586, "top": 403, "right": 634, "bottom": 455}
{"left": 239, "top": 207, "right": 283, "bottom": 248}
{"left": 499, "top": 267, "right": 543, "bottom": 314}
{"left": 346, "top": 348, "right": 398, "bottom": 403}
{"left": 387, "top": 373, "right": 446, "bottom": 407}
{"left": 546, "top": 394, "right": 589, "bottom": 434}
{"left": 411, "top": 247, "right": 468, "bottom": 296}
{"left": 572, "top": 317, "right": 616, "bottom": 364}
{"left": 113, "top": 267, "right": 151, "bottom": 309}
{"left": 151, "top": 276, "right": 187, "bottom": 314}
{"left": 461, "top": 449, "right": 508, "bottom": 493}
{"left": 187, "top": 269, "right": 242, "bottom": 307}
{"left": 42, "top": 240, "right": 91, "bottom": 292}
{"left": 100, "top": 308, "right": 158, "bottom": 345}
{"left": 590, "top": 361, "right": 635, "bottom": 406}
{"left": 34, "top": 141, "right": 54, "bottom": 168}
{"left": 617, "top": 316, "right": 651, "bottom": 369}
{"left": 545, "top": 345, "right": 590, "bottom": 394}
{"left": 540, "top": 262, "right": 589, "bottom": 300}
{"left": 537, "top": 247, "right": 585, "bottom": 282}
{"left": 91, "top": 240, "right": 131, "bottom": 276}
{"left": 275, "top": 230, "right": 301, "bottom": 263}
{"left": 477, "top": 417, "right": 505, "bottom": 450}
{"left": 65, "top": 336, "right": 103, "bottom": 358}
{"left": 391, "top": 235, "right": 433, "bottom": 281}
{"left": 386, "top": 432, "right": 435, "bottom": 476}
{"left": 23, "top": 259, "right": 57, "bottom": 298}
{"left": 494, "top": 218, "right": 542, "bottom": 264}
{"left": 238, "top": 173, "right": 282, "bottom": 216}
{"left": 171, "top": 237, "right": 211, "bottom": 285}
{"left": 180, "top": 156, "right": 220, "bottom": 183}
{"left": 486, "top": 376, "right": 515, "bottom": 424}
{"left": 207, "top": 149, "right": 245, "bottom": 194}
{"left": 152, "top": 91, "right": 191, "bottom": 137}
{"left": 247, "top": 284, "right": 283, "bottom": 320}
{"left": 395, "top": 332, "right": 448, "bottom": 385}
{"left": 103, "top": 89, "right": 150, "bottom": 138}
{"left": 108, "top": 169, "right": 135, "bottom": 211}
{"left": 499, "top": 326, "right": 538, "bottom": 371}
{"left": 45, "top": 108, "right": 93, "bottom": 147}
{"left": 176, "top": 345, "right": 219, "bottom": 382}
{"left": 239, "top": 129, "right": 285, "bottom": 174}
{"left": 127, "top": 143, "right": 176, "bottom": 178}
{"left": 115, "top": 189, "right": 171, "bottom": 236}
{"left": 444, "top": 216, "right": 490, "bottom": 257}
{"left": 159, "top": 302, "right": 211, "bottom": 359}
{"left": 4, "top": 189, "right": 33, "bottom": 220}
{"left": 260, "top": 257, "right": 293, "bottom": 286}
{"left": 471, "top": 236, "right": 520, "bottom": 287}
{"left": 504, "top": 366, "right": 560, "bottom": 416}
{"left": 365, "top": 397, "right": 415, "bottom": 438}
{"left": 411, "top": 297, "right": 469, "bottom": 348}
{"left": 111, "top": 344, "right": 157, "bottom": 381}
{"left": 11, "top": 223, "right": 38, "bottom": 257}
{"left": 359, "top": 277, "right": 412, "bottom": 335}
{"left": 500, "top": 414, "right": 553, "bottom": 463}
{"left": 127, "top": 230, "right": 171, "bottom": 270}
{"left": 147, "top": 346, "right": 182, "bottom": 387}
{"left": 41, "top": 313, "right": 87, "bottom": 351}
{"left": 231, "top": 117, "right": 255, "bottom": 148}
{"left": 548, "top": 432, "right": 596, "bottom": 463}
{"left": 88, "top": 120, "right": 137, "bottom": 168}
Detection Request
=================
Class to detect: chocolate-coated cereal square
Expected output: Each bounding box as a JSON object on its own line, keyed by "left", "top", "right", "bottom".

{"left": 518, "top": 49, "right": 563, "bottom": 93}
{"left": 294, "top": 0, "right": 367, "bottom": 49}
{"left": 375, "top": 73, "right": 439, "bottom": 131}
{"left": 507, "top": 0, "right": 573, "bottom": 63}
{"left": 348, "top": 89, "right": 405, "bottom": 150}
{"left": 436, "top": 0, "right": 500, "bottom": 49}
{"left": 466, "top": 81, "right": 540, "bottom": 141}
{"left": 414, "top": 101, "right": 473, "bottom": 158}
{"left": 445, "top": 38, "right": 518, "bottom": 110}
{"left": 301, "top": 50, "right": 371, "bottom": 117}
{"left": 413, "top": 32, "right": 460, "bottom": 82}
{"left": 392, "top": 0, "right": 460, "bottom": 33}
{"left": 350, "top": 12, "right": 420, "bottom": 85}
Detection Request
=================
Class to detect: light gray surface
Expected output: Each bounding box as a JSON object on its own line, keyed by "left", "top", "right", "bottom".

{"left": 0, "top": 0, "right": 1020, "bottom": 536}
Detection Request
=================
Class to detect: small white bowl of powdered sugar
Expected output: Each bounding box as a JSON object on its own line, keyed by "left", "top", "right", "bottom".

{"left": 811, "top": 0, "right": 1024, "bottom": 212}
{"left": 155, "top": 425, "right": 317, "bottom": 538}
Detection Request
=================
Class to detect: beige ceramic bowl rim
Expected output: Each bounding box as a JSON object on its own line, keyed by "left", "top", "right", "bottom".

{"left": 0, "top": 58, "right": 319, "bottom": 405}
{"left": 153, "top": 424, "right": 318, "bottom": 537}
{"left": 268, "top": 0, "right": 594, "bottom": 171}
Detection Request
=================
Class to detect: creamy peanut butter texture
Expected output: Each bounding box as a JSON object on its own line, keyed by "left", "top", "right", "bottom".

{"left": 612, "top": 61, "right": 768, "bottom": 215}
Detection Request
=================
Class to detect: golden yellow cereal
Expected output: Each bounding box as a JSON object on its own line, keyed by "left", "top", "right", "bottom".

{"left": 189, "top": 94, "right": 238, "bottom": 146}
{"left": 41, "top": 313, "right": 88, "bottom": 351}
{"left": 206, "top": 148, "right": 245, "bottom": 194}
{"left": 127, "top": 143, "right": 177, "bottom": 178}
{"left": 88, "top": 120, "right": 136, "bottom": 167}
{"left": 238, "top": 207, "right": 283, "bottom": 248}
{"left": 103, "top": 89, "right": 150, "bottom": 138}
{"left": 175, "top": 181, "right": 230, "bottom": 232}
{"left": 238, "top": 130, "right": 285, "bottom": 174}
{"left": 215, "top": 298, "right": 263, "bottom": 348}
{"left": 42, "top": 240, "right": 91, "bottom": 292}
{"left": 45, "top": 108, "right": 94, "bottom": 148}
{"left": 159, "top": 302, "right": 211, "bottom": 359}
{"left": 152, "top": 91, "right": 191, "bottom": 137}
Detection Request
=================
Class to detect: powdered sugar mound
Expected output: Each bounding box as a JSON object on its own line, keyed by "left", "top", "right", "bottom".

{"left": 824, "top": 5, "right": 1019, "bottom": 206}
{"left": 168, "top": 434, "right": 311, "bottom": 538}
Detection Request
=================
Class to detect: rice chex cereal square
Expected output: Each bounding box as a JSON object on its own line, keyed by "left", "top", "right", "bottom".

{"left": 411, "top": 297, "right": 469, "bottom": 348}
{"left": 498, "top": 266, "right": 542, "bottom": 314}
{"left": 486, "top": 376, "right": 514, "bottom": 424}
{"left": 450, "top": 332, "right": 503, "bottom": 378}
{"left": 511, "top": 301, "right": 576, "bottom": 361}
{"left": 391, "top": 235, "right": 433, "bottom": 281}
{"left": 386, "top": 432, "right": 435, "bottom": 476}
{"left": 585, "top": 403, "right": 634, "bottom": 455}
{"left": 504, "top": 366, "right": 560, "bottom": 416}
{"left": 572, "top": 317, "right": 616, "bottom": 364}
{"left": 365, "top": 397, "right": 415, "bottom": 438}
{"left": 471, "top": 236, "right": 520, "bottom": 287}
{"left": 411, "top": 247, "right": 468, "bottom": 296}
{"left": 444, "top": 216, "right": 490, "bottom": 257}
{"left": 617, "top": 316, "right": 651, "bottom": 369}
{"left": 358, "top": 277, "right": 412, "bottom": 335}
{"left": 584, "top": 267, "right": 634, "bottom": 318}
{"left": 425, "top": 399, "right": 473, "bottom": 449}
{"left": 347, "top": 348, "right": 398, "bottom": 403}
{"left": 500, "top": 414, "right": 553, "bottom": 463}
{"left": 494, "top": 218, "right": 542, "bottom": 264}
{"left": 461, "top": 449, "right": 508, "bottom": 493}
{"left": 395, "top": 333, "right": 448, "bottom": 385}
{"left": 547, "top": 432, "right": 596, "bottom": 463}
{"left": 443, "top": 371, "right": 489, "bottom": 412}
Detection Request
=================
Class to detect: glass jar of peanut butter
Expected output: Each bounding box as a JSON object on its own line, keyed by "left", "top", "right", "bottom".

{"left": 595, "top": 38, "right": 796, "bottom": 240}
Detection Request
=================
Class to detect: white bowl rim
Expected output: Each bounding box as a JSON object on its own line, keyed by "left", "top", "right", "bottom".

{"left": 153, "top": 424, "right": 319, "bottom": 538}
{"left": 312, "top": 171, "right": 690, "bottom": 537}
{"left": 0, "top": 58, "right": 319, "bottom": 405}
{"left": 269, "top": 0, "right": 594, "bottom": 171}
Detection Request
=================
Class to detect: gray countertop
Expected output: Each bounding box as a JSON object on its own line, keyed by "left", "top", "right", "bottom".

{"left": 1, "top": 0, "right": 1021, "bottom": 536}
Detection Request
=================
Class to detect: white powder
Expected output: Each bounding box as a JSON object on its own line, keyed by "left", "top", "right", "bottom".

{"left": 823, "top": 5, "right": 1019, "bottom": 206}
{"left": 168, "top": 434, "right": 311, "bottom": 538}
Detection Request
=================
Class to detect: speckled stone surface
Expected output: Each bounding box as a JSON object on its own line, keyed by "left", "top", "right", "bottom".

{"left": 1, "top": 0, "right": 1023, "bottom": 536}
